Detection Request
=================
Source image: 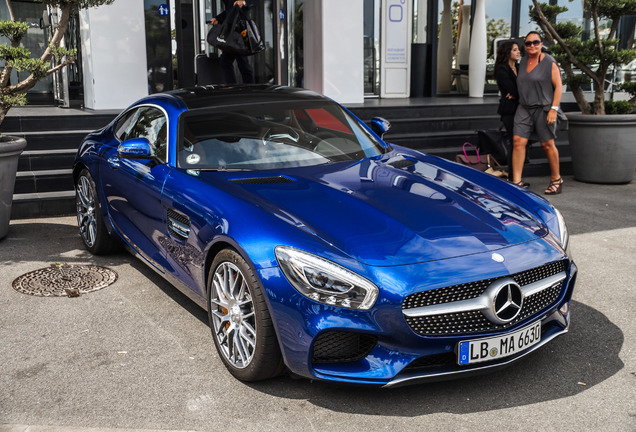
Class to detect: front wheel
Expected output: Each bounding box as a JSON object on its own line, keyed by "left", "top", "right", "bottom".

{"left": 75, "top": 169, "right": 118, "bottom": 255}
{"left": 208, "top": 249, "right": 284, "bottom": 381}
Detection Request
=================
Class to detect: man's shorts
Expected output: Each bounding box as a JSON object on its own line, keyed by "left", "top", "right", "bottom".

{"left": 513, "top": 104, "right": 557, "bottom": 143}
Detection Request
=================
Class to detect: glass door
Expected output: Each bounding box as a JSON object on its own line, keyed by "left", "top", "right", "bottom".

{"left": 196, "top": 0, "right": 276, "bottom": 84}
{"left": 1, "top": 0, "right": 54, "bottom": 103}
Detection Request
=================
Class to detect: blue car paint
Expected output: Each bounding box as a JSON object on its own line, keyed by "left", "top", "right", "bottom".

{"left": 73, "top": 86, "right": 576, "bottom": 386}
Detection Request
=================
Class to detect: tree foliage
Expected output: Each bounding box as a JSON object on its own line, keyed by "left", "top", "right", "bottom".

{"left": 0, "top": 0, "right": 115, "bottom": 127}
{"left": 530, "top": 0, "right": 636, "bottom": 114}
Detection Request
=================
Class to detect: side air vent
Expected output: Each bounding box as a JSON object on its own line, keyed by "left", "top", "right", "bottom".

{"left": 387, "top": 156, "right": 417, "bottom": 169}
{"left": 167, "top": 208, "right": 190, "bottom": 242}
{"left": 231, "top": 176, "right": 294, "bottom": 185}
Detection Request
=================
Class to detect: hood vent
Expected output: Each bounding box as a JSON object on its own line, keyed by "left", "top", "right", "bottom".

{"left": 231, "top": 176, "right": 294, "bottom": 185}
{"left": 387, "top": 156, "right": 417, "bottom": 169}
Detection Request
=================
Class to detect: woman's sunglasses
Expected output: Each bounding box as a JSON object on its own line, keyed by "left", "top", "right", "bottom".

{"left": 524, "top": 40, "right": 542, "bottom": 47}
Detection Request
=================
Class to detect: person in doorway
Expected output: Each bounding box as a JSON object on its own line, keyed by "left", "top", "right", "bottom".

{"left": 494, "top": 40, "right": 521, "bottom": 181}
{"left": 209, "top": 0, "right": 256, "bottom": 84}
{"left": 512, "top": 31, "right": 566, "bottom": 194}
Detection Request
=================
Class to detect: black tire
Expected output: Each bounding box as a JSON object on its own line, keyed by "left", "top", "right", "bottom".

{"left": 75, "top": 169, "right": 118, "bottom": 255}
{"left": 207, "top": 248, "right": 284, "bottom": 381}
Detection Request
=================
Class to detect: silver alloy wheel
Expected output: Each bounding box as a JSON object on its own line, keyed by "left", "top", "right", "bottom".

{"left": 210, "top": 261, "right": 257, "bottom": 369}
{"left": 76, "top": 175, "right": 97, "bottom": 248}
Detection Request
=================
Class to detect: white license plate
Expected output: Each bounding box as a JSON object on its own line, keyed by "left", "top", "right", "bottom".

{"left": 457, "top": 321, "right": 541, "bottom": 365}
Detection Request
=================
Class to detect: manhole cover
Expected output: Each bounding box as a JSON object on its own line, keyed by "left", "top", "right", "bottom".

{"left": 12, "top": 264, "right": 118, "bottom": 297}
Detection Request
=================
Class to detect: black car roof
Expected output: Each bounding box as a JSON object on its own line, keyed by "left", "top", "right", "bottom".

{"left": 167, "top": 85, "right": 330, "bottom": 110}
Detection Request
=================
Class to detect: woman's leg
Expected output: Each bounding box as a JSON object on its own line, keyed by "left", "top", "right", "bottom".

{"left": 541, "top": 139, "right": 562, "bottom": 193}
{"left": 512, "top": 135, "right": 529, "bottom": 184}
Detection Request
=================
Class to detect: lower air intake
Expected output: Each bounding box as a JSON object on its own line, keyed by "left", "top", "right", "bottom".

{"left": 312, "top": 331, "right": 377, "bottom": 364}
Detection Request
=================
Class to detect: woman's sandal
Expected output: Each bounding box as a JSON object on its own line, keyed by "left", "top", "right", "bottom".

{"left": 544, "top": 177, "right": 563, "bottom": 195}
{"left": 513, "top": 180, "right": 529, "bottom": 189}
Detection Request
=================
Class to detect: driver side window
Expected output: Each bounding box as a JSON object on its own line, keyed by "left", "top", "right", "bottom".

{"left": 114, "top": 106, "right": 168, "bottom": 163}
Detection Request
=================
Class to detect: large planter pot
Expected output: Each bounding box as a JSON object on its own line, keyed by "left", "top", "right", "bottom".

{"left": 0, "top": 135, "right": 27, "bottom": 239}
{"left": 566, "top": 112, "right": 636, "bottom": 184}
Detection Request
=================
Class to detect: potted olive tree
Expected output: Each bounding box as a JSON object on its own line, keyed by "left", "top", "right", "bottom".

{"left": 0, "top": 0, "right": 113, "bottom": 239}
{"left": 530, "top": 0, "right": 636, "bottom": 184}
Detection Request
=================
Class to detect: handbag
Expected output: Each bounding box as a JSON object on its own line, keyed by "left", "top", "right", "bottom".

{"left": 455, "top": 142, "right": 492, "bottom": 172}
{"left": 477, "top": 127, "right": 509, "bottom": 164}
{"left": 207, "top": 5, "right": 264, "bottom": 56}
{"left": 455, "top": 143, "right": 509, "bottom": 179}
{"left": 485, "top": 158, "right": 509, "bottom": 179}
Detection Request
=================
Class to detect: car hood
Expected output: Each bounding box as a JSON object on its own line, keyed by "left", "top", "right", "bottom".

{"left": 211, "top": 153, "right": 548, "bottom": 266}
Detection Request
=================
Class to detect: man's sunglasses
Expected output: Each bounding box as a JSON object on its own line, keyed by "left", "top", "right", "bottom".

{"left": 525, "top": 40, "right": 542, "bottom": 47}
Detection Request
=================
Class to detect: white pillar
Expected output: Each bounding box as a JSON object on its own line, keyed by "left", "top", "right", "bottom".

{"left": 468, "top": 0, "right": 487, "bottom": 98}
{"left": 436, "top": 0, "right": 453, "bottom": 94}
{"left": 80, "top": 0, "right": 148, "bottom": 110}
{"left": 380, "top": 0, "right": 412, "bottom": 98}
{"left": 303, "top": 0, "right": 364, "bottom": 104}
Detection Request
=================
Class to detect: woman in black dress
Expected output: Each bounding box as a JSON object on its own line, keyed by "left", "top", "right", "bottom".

{"left": 494, "top": 40, "right": 521, "bottom": 180}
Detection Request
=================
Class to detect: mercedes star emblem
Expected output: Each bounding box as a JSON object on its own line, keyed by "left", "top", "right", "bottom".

{"left": 482, "top": 278, "right": 524, "bottom": 324}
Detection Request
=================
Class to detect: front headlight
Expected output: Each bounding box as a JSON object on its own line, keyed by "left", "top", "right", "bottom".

{"left": 275, "top": 246, "right": 379, "bottom": 310}
{"left": 555, "top": 208, "right": 569, "bottom": 250}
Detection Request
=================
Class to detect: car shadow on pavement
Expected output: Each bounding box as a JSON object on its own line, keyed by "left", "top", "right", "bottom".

{"left": 0, "top": 220, "right": 130, "bottom": 268}
{"left": 249, "top": 300, "right": 624, "bottom": 415}
{"left": 126, "top": 257, "right": 210, "bottom": 325}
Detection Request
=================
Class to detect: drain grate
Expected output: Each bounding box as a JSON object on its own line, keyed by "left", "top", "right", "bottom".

{"left": 12, "top": 264, "right": 118, "bottom": 297}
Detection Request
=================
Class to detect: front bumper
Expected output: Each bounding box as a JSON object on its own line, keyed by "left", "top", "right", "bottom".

{"left": 258, "top": 239, "right": 577, "bottom": 387}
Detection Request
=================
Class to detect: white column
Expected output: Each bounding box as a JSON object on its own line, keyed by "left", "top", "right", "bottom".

{"left": 303, "top": 0, "right": 364, "bottom": 104}
{"left": 468, "top": 0, "right": 487, "bottom": 98}
{"left": 80, "top": 0, "right": 148, "bottom": 110}
{"left": 436, "top": 0, "right": 453, "bottom": 94}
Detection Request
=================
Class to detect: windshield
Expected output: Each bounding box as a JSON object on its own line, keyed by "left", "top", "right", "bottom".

{"left": 178, "top": 100, "right": 387, "bottom": 171}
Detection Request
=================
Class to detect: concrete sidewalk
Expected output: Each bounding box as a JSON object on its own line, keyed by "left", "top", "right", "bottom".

{"left": 1, "top": 175, "right": 635, "bottom": 432}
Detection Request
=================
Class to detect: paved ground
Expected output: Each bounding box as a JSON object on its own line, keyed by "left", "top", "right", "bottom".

{"left": 1, "top": 175, "right": 635, "bottom": 432}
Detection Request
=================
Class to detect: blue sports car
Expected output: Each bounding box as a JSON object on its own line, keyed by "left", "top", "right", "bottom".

{"left": 73, "top": 85, "right": 576, "bottom": 387}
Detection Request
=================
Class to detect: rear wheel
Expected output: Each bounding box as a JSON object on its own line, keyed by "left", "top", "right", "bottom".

{"left": 208, "top": 249, "right": 283, "bottom": 381}
{"left": 75, "top": 169, "right": 118, "bottom": 255}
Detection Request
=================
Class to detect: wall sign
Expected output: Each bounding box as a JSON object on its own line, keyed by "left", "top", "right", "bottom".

{"left": 158, "top": 4, "right": 169, "bottom": 17}
{"left": 385, "top": 0, "right": 407, "bottom": 63}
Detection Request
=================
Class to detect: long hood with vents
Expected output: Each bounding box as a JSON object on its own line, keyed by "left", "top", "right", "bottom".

{"left": 202, "top": 151, "right": 549, "bottom": 266}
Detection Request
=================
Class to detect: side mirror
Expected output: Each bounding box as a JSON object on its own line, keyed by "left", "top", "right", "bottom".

{"left": 370, "top": 117, "right": 391, "bottom": 139}
{"left": 117, "top": 137, "right": 153, "bottom": 159}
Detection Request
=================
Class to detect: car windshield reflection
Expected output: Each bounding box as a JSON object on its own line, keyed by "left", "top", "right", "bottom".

{"left": 178, "top": 101, "right": 387, "bottom": 171}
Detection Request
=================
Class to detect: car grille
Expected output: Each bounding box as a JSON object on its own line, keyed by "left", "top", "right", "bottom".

{"left": 403, "top": 260, "right": 567, "bottom": 336}
{"left": 312, "top": 331, "right": 378, "bottom": 364}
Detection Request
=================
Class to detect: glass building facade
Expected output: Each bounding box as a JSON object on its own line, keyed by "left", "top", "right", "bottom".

{"left": 1, "top": 0, "right": 634, "bottom": 106}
